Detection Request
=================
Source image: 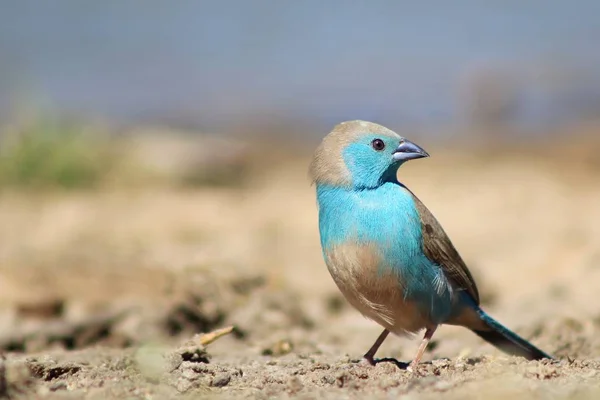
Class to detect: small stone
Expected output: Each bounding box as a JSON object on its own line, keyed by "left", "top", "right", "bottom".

{"left": 164, "top": 352, "right": 183, "bottom": 372}
{"left": 262, "top": 340, "right": 293, "bottom": 356}
{"left": 211, "top": 373, "right": 231, "bottom": 387}
{"left": 181, "top": 368, "right": 198, "bottom": 380}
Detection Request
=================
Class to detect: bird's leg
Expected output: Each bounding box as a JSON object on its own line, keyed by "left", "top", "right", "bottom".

{"left": 363, "top": 329, "right": 390, "bottom": 365}
{"left": 408, "top": 326, "right": 438, "bottom": 372}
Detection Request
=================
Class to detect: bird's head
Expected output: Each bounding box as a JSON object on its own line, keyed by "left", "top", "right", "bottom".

{"left": 309, "top": 120, "right": 429, "bottom": 189}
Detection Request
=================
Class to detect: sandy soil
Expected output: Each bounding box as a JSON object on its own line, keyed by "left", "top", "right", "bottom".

{"left": 0, "top": 142, "right": 599, "bottom": 399}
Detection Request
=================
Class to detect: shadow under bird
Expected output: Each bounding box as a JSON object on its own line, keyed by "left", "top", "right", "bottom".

{"left": 309, "top": 120, "right": 552, "bottom": 370}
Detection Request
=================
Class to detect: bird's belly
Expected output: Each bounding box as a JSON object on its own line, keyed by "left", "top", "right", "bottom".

{"left": 324, "top": 242, "right": 432, "bottom": 334}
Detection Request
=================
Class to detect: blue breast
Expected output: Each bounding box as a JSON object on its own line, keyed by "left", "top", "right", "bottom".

{"left": 316, "top": 182, "right": 455, "bottom": 323}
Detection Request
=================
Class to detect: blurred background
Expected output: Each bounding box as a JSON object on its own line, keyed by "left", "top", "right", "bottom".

{"left": 0, "top": 2, "right": 600, "bottom": 395}
{"left": 3, "top": 1, "right": 600, "bottom": 135}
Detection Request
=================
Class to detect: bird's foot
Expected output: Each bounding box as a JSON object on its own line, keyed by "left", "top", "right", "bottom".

{"left": 361, "top": 354, "right": 377, "bottom": 366}
{"left": 361, "top": 357, "right": 410, "bottom": 370}
{"left": 407, "top": 361, "right": 419, "bottom": 373}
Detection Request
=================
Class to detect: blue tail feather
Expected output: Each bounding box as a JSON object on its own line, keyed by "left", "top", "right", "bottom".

{"left": 472, "top": 308, "right": 553, "bottom": 361}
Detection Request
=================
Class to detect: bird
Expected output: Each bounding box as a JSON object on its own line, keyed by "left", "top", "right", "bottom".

{"left": 309, "top": 120, "right": 552, "bottom": 371}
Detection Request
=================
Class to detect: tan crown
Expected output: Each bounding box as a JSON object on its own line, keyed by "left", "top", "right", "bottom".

{"left": 309, "top": 120, "right": 400, "bottom": 186}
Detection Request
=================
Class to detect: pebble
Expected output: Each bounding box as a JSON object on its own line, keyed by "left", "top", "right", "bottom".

{"left": 212, "top": 373, "right": 231, "bottom": 387}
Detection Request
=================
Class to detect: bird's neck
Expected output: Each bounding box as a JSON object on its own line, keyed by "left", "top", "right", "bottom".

{"left": 343, "top": 165, "right": 401, "bottom": 190}
{"left": 315, "top": 182, "right": 408, "bottom": 214}
{"left": 316, "top": 179, "right": 403, "bottom": 194}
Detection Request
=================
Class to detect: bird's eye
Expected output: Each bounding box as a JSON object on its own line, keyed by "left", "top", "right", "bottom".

{"left": 371, "top": 139, "right": 385, "bottom": 151}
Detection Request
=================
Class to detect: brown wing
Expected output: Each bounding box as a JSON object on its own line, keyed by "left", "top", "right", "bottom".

{"left": 408, "top": 191, "right": 480, "bottom": 304}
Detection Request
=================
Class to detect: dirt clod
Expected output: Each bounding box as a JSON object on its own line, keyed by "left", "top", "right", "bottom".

{"left": 28, "top": 361, "right": 81, "bottom": 381}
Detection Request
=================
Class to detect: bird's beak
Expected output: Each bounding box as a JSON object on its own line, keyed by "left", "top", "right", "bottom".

{"left": 392, "top": 139, "right": 430, "bottom": 162}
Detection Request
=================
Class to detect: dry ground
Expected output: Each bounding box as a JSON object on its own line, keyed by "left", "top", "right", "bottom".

{"left": 0, "top": 136, "right": 599, "bottom": 399}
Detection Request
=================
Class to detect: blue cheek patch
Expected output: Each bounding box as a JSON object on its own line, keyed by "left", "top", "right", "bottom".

{"left": 342, "top": 135, "right": 396, "bottom": 189}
